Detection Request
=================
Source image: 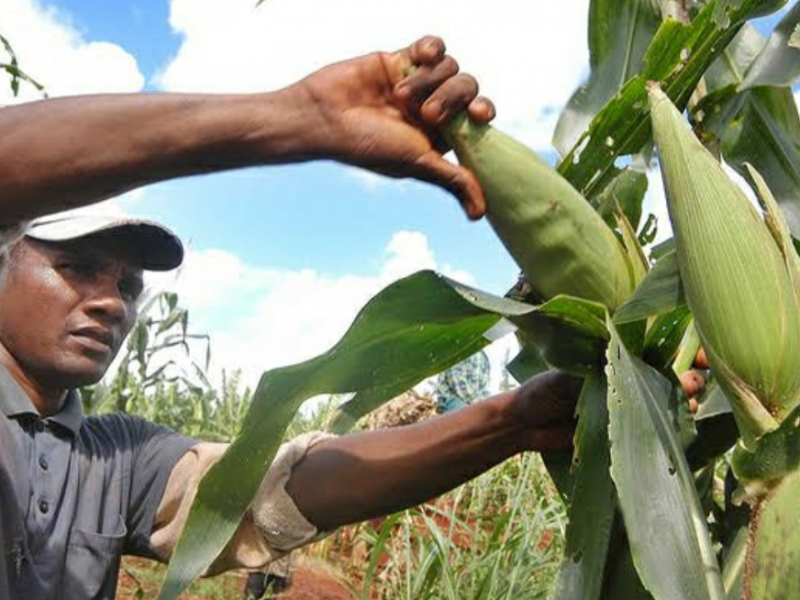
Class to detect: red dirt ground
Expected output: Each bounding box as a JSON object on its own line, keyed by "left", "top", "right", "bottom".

{"left": 115, "top": 558, "right": 355, "bottom": 600}
{"left": 276, "top": 567, "right": 355, "bottom": 600}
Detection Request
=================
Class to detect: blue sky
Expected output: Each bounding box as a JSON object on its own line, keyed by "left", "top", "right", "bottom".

{"left": 1, "top": 0, "right": 791, "bottom": 390}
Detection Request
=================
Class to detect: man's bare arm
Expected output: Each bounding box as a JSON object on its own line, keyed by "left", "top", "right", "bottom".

{"left": 0, "top": 36, "right": 491, "bottom": 225}
{"left": 285, "top": 370, "right": 580, "bottom": 532}
{"left": 0, "top": 91, "right": 318, "bottom": 223}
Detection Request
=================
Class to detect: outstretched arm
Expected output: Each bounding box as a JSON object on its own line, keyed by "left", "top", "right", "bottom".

{"left": 284, "top": 370, "right": 580, "bottom": 531}
{"left": 0, "top": 36, "right": 492, "bottom": 224}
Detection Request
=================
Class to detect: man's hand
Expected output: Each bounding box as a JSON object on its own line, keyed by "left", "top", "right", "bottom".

{"left": 505, "top": 370, "right": 582, "bottom": 453}
{"left": 679, "top": 347, "right": 709, "bottom": 414}
{"left": 296, "top": 35, "right": 494, "bottom": 220}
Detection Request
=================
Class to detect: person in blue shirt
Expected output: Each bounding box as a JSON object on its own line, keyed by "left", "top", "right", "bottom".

{"left": 433, "top": 349, "right": 491, "bottom": 414}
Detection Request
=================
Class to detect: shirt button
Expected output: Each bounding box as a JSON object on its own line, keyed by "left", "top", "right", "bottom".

{"left": 38, "top": 500, "right": 49, "bottom": 514}
{"left": 38, "top": 455, "right": 49, "bottom": 471}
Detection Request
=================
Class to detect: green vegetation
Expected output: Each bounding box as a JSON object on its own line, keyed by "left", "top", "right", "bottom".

{"left": 9, "top": 1, "right": 800, "bottom": 598}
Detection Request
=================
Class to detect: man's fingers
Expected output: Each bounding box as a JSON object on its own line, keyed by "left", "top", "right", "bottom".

{"left": 418, "top": 72, "right": 480, "bottom": 125}
{"left": 694, "top": 347, "right": 709, "bottom": 369}
{"left": 466, "top": 96, "right": 496, "bottom": 124}
{"left": 679, "top": 369, "right": 705, "bottom": 398}
{"left": 390, "top": 36, "right": 447, "bottom": 90}
{"left": 528, "top": 371, "right": 583, "bottom": 424}
{"left": 413, "top": 151, "right": 486, "bottom": 220}
{"left": 406, "top": 36, "right": 447, "bottom": 68}
{"left": 395, "top": 57, "right": 462, "bottom": 111}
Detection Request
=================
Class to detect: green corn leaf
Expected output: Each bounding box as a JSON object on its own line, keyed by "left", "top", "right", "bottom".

{"left": 714, "top": 0, "right": 787, "bottom": 28}
{"left": 642, "top": 306, "right": 692, "bottom": 369}
{"left": 553, "top": 0, "right": 662, "bottom": 157}
{"left": 595, "top": 167, "right": 649, "bottom": 230}
{"left": 722, "top": 86, "right": 800, "bottom": 238}
{"left": 744, "top": 468, "right": 800, "bottom": 599}
{"left": 606, "top": 321, "right": 725, "bottom": 600}
{"left": 512, "top": 297, "right": 610, "bottom": 376}
{"left": 617, "top": 211, "right": 650, "bottom": 287}
{"left": 330, "top": 292, "right": 609, "bottom": 433}
{"left": 703, "top": 24, "right": 767, "bottom": 95}
{"left": 740, "top": 0, "right": 800, "bottom": 89}
{"left": 557, "top": 0, "right": 786, "bottom": 199}
{"left": 156, "top": 270, "right": 514, "bottom": 599}
{"left": 615, "top": 250, "right": 684, "bottom": 324}
{"left": 731, "top": 402, "right": 800, "bottom": 484}
{"left": 505, "top": 339, "right": 549, "bottom": 384}
{"left": 550, "top": 375, "right": 616, "bottom": 600}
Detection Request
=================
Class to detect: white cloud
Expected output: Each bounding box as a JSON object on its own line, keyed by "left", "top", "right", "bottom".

{"left": 146, "top": 230, "right": 519, "bottom": 393}
{"left": 159, "top": 0, "right": 590, "bottom": 151}
{"left": 0, "top": 0, "right": 144, "bottom": 104}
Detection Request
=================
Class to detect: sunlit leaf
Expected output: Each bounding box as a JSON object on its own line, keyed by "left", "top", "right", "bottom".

{"left": 595, "top": 167, "right": 649, "bottom": 230}
{"left": 607, "top": 322, "right": 725, "bottom": 600}
{"left": 553, "top": 0, "right": 662, "bottom": 157}
{"left": 615, "top": 250, "right": 684, "bottom": 324}
{"left": 745, "top": 468, "right": 800, "bottom": 598}
{"left": 722, "top": 86, "right": 800, "bottom": 237}
{"left": 740, "top": 1, "right": 800, "bottom": 89}
{"left": 557, "top": 0, "right": 785, "bottom": 198}
{"left": 550, "top": 375, "right": 616, "bottom": 600}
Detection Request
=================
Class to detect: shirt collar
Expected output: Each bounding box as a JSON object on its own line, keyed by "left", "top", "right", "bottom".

{"left": 0, "top": 363, "right": 84, "bottom": 435}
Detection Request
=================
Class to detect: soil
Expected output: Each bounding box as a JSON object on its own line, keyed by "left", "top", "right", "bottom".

{"left": 276, "top": 566, "right": 355, "bottom": 600}
{"left": 115, "top": 556, "right": 356, "bottom": 600}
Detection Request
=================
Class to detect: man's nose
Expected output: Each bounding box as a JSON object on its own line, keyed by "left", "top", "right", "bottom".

{"left": 84, "top": 277, "right": 130, "bottom": 324}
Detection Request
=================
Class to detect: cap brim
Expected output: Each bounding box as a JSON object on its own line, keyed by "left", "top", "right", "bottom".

{"left": 26, "top": 215, "right": 184, "bottom": 271}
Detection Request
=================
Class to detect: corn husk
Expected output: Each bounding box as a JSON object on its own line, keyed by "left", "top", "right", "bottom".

{"left": 648, "top": 84, "right": 800, "bottom": 445}
{"left": 445, "top": 114, "right": 635, "bottom": 311}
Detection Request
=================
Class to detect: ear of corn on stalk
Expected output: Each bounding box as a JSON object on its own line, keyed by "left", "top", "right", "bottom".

{"left": 444, "top": 114, "right": 635, "bottom": 311}
{"left": 648, "top": 83, "right": 800, "bottom": 445}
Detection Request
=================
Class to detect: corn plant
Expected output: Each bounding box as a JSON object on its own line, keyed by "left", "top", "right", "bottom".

{"left": 151, "top": 1, "right": 800, "bottom": 598}
{"left": 0, "top": 33, "right": 45, "bottom": 97}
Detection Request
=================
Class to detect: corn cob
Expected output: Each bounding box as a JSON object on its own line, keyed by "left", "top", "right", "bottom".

{"left": 444, "top": 114, "right": 635, "bottom": 311}
{"left": 648, "top": 83, "right": 800, "bottom": 444}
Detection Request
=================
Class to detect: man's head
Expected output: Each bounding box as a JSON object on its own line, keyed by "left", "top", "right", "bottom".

{"left": 0, "top": 214, "right": 183, "bottom": 392}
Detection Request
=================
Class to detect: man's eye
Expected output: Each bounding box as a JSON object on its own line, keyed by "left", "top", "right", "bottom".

{"left": 119, "top": 278, "right": 144, "bottom": 302}
{"left": 59, "top": 262, "right": 95, "bottom": 277}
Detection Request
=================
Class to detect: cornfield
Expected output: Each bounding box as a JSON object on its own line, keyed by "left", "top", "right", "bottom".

{"left": 8, "top": 1, "right": 800, "bottom": 599}
{"left": 157, "top": 2, "right": 800, "bottom": 598}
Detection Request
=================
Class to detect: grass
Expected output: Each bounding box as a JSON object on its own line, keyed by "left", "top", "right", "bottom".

{"left": 116, "top": 556, "right": 244, "bottom": 599}
{"left": 307, "top": 452, "right": 566, "bottom": 600}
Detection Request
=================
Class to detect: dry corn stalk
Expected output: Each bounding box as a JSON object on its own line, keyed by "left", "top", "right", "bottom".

{"left": 445, "top": 114, "right": 635, "bottom": 311}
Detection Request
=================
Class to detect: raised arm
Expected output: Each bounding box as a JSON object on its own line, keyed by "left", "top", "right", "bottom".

{"left": 0, "top": 36, "right": 491, "bottom": 224}
{"left": 284, "top": 370, "right": 580, "bottom": 532}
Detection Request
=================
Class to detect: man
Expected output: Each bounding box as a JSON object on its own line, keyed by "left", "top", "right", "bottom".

{"left": 0, "top": 36, "right": 582, "bottom": 600}
{"left": 433, "top": 349, "right": 491, "bottom": 413}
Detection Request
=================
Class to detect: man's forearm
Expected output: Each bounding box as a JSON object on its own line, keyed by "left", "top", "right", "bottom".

{"left": 0, "top": 87, "right": 320, "bottom": 224}
{"left": 284, "top": 390, "right": 528, "bottom": 532}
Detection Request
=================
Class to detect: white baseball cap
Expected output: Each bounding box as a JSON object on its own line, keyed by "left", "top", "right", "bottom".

{"left": 26, "top": 213, "right": 184, "bottom": 271}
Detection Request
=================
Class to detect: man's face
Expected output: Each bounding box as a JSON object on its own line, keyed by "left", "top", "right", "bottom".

{"left": 0, "top": 235, "right": 144, "bottom": 389}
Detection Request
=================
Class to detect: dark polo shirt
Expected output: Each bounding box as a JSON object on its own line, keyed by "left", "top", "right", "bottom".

{"left": 0, "top": 365, "right": 197, "bottom": 600}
